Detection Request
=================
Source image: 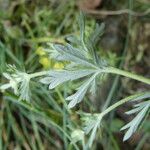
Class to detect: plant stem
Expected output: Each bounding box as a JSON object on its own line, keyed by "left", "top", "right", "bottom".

{"left": 100, "top": 92, "right": 149, "bottom": 117}
{"left": 104, "top": 67, "right": 150, "bottom": 85}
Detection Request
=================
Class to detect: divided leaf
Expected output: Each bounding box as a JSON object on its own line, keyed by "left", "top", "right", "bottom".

{"left": 40, "top": 13, "right": 107, "bottom": 108}
{"left": 78, "top": 12, "right": 85, "bottom": 45}
{"left": 89, "top": 23, "right": 105, "bottom": 46}
{"left": 19, "top": 73, "right": 31, "bottom": 102}
{"left": 40, "top": 69, "right": 96, "bottom": 89}
{"left": 0, "top": 65, "right": 31, "bottom": 102}
{"left": 80, "top": 112, "right": 103, "bottom": 147}
{"left": 52, "top": 43, "right": 95, "bottom": 68}
{"left": 66, "top": 73, "right": 98, "bottom": 108}
{"left": 121, "top": 100, "right": 150, "bottom": 141}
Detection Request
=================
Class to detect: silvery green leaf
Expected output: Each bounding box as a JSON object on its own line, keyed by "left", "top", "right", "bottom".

{"left": 89, "top": 23, "right": 105, "bottom": 45}
{"left": 121, "top": 100, "right": 150, "bottom": 141}
{"left": 125, "top": 106, "right": 142, "bottom": 115}
{"left": 1, "top": 72, "right": 19, "bottom": 94}
{"left": 41, "top": 69, "right": 96, "bottom": 89}
{"left": 131, "top": 92, "right": 150, "bottom": 101}
{"left": 7, "top": 64, "right": 19, "bottom": 73}
{"left": 65, "top": 62, "right": 80, "bottom": 69}
{"left": 19, "top": 73, "right": 31, "bottom": 102}
{"left": 71, "top": 129, "right": 84, "bottom": 143}
{"left": 53, "top": 43, "right": 84, "bottom": 59}
{"left": 80, "top": 112, "right": 103, "bottom": 147}
{"left": 39, "top": 14, "right": 107, "bottom": 109}
{"left": 126, "top": 101, "right": 150, "bottom": 115}
{"left": 88, "top": 122, "right": 99, "bottom": 147}
{"left": 85, "top": 23, "right": 105, "bottom": 65}
{"left": 46, "top": 43, "right": 61, "bottom": 60}
{"left": 89, "top": 78, "right": 97, "bottom": 95}
{"left": 83, "top": 115, "right": 99, "bottom": 134}
{"left": 78, "top": 12, "right": 85, "bottom": 44}
{"left": 53, "top": 43, "right": 94, "bottom": 67}
{"left": 66, "top": 74, "right": 98, "bottom": 108}
{"left": 40, "top": 77, "right": 51, "bottom": 84}
{"left": 66, "top": 83, "right": 90, "bottom": 108}
{"left": 3, "top": 72, "right": 12, "bottom": 80}
{"left": 0, "top": 83, "right": 11, "bottom": 91}
{"left": 66, "top": 35, "right": 80, "bottom": 45}
{"left": 1, "top": 65, "right": 31, "bottom": 102}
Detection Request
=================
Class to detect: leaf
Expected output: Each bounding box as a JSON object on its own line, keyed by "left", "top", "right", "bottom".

{"left": 53, "top": 43, "right": 94, "bottom": 68}
{"left": 78, "top": 12, "right": 85, "bottom": 44}
{"left": 1, "top": 72, "right": 19, "bottom": 94}
{"left": 71, "top": 129, "right": 84, "bottom": 143}
{"left": 88, "top": 122, "right": 99, "bottom": 147}
{"left": 19, "top": 73, "right": 31, "bottom": 102}
{"left": 66, "top": 35, "right": 80, "bottom": 45}
{"left": 1, "top": 65, "right": 31, "bottom": 102}
{"left": 89, "top": 23, "right": 105, "bottom": 46}
{"left": 0, "top": 83, "right": 11, "bottom": 91}
{"left": 40, "top": 13, "right": 107, "bottom": 109}
{"left": 66, "top": 73, "right": 98, "bottom": 108}
{"left": 41, "top": 69, "right": 96, "bottom": 89}
{"left": 87, "top": 23, "right": 105, "bottom": 65}
{"left": 89, "top": 78, "right": 97, "bottom": 95}
{"left": 80, "top": 112, "right": 103, "bottom": 147}
{"left": 132, "top": 92, "right": 150, "bottom": 101}
{"left": 121, "top": 100, "right": 150, "bottom": 141}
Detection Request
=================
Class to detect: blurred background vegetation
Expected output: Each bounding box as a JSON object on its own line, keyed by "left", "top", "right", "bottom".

{"left": 0, "top": 0, "right": 150, "bottom": 149}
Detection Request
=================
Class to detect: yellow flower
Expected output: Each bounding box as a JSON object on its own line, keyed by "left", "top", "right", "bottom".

{"left": 36, "top": 46, "right": 65, "bottom": 69}
{"left": 39, "top": 57, "right": 51, "bottom": 69}
{"left": 36, "top": 47, "right": 46, "bottom": 56}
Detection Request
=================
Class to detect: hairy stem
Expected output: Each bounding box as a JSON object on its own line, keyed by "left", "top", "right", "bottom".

{"left": 100, "top": 92, "right": 149, "bottom": 118}
{"left": 104, "top": 67, "right": 150, "bottom": 85}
